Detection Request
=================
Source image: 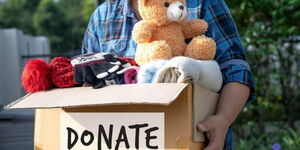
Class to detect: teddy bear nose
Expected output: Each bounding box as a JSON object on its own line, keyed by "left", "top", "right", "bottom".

{"left": 179, "top": 5, "right": 184, "bottom": 10}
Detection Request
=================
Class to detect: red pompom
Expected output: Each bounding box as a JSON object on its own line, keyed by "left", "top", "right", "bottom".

{"left": 49, "top": 57, "right": 77, "bottom": 88}
{"left": 22, "top": 59, "right": 53, "bottom": 93}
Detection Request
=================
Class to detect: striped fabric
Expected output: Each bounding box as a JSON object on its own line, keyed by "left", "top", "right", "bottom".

{"left": 82, "top": 0, "right": 255, "bottom": 149}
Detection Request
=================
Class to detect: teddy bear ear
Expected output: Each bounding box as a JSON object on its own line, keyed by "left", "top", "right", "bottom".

{"left": 138, "top": 0, "right": 148, "bottom": 5}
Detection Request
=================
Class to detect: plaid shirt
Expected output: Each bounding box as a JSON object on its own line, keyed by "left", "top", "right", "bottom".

{"left": 82, "top": 0, "right": 255, "bottom": 149}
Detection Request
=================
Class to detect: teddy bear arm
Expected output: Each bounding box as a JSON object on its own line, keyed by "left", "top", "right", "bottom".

{"left": 132, "top": 21, "right": 157, "bottom": 44}
{"left": 182, "top": 19, "right": 208, "bottom": 39}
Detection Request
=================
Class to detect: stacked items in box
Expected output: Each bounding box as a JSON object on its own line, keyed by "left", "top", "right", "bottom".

{"left": 21, "top": 52, "right": 223, "bottom": 94}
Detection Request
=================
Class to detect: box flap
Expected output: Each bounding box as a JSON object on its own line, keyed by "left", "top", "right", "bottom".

{"left": 192, "top": 84, "right": 219, "bottom": 142}
{"left": 5, "top": 83, "right": 188, "bottom": 109}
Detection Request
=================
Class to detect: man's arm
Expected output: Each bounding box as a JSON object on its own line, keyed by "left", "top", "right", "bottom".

{"left": 197, "top": 82, "right": 250, "bottom": 150}
{"left": 195, "top": 0, "right": 255, "bottom": 149}
{"left": 217, "top": 82, "right": 250, "bottom": 125}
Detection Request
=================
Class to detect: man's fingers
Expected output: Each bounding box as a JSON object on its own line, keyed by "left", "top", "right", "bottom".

{"left": 197, "top": 120, "right": 211, "bottom": 132}
{"left": 204, "top": 134, "right": 224, "bottom": 150}
{"left": 203, "top": 136, "right": 222, "bottom": 150}
{"left": 197, "top": 116, "right": 226, "bottom": 150}
{"left": 203, "top": 143, "right": 220, "bottom": 150}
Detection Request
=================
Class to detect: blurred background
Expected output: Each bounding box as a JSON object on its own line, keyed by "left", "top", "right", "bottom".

{"left": 0, "top": 0, "right": 299, "bottom": 149}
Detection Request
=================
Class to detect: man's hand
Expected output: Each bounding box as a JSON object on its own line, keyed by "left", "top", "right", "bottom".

{"left": 197, "top": 115, "right": 230, "bottom": 150}
{"left": 197, "top": 82, "right": 250, "bottom": 150}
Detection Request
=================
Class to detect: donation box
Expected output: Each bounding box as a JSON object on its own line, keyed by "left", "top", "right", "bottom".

{"left": 6, "top": 83, "right": 219, "bottom": 150}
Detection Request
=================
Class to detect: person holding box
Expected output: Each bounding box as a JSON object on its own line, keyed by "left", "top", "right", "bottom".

{"left": 81, "top": 0, "right": 255, "bottom": 149}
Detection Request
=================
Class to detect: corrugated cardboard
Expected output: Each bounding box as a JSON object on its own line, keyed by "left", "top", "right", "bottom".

{"left": 6, "top": 83, "right": 188, "bottom": 109}
{"left": 6, "top": 83, "right": 219, "bottom": 150}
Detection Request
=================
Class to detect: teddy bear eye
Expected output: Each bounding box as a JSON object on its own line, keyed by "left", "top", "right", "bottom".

{"left": 164, "top": 2, "right": 170, "bottom": 7}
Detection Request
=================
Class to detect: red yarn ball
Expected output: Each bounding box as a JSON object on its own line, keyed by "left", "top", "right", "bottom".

{"left": 22, "top": 59, "right": 53, "bottom": 93}
{"left": 49, "top": 57, "right": 77, "bottom": 88}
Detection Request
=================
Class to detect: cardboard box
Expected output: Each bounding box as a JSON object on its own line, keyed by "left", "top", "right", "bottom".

{"left": 6, "top": 83, "right": 219, "bottom": 150}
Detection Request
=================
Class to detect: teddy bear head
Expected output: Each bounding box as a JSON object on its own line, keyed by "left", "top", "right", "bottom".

{"left": 138, "top": 0, "right": 188, "bottom": 26}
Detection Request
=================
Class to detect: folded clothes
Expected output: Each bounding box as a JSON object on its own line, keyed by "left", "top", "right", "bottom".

{"left": 124, "top": 66, "right": 140, "bottom": 84}
{"left": 153, "top": 56, "right": 223, "bottom": 92}
{"left": 137, "top": 60, "right": 168, "bottom": 83}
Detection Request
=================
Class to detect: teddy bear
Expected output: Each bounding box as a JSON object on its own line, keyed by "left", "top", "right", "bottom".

{"left": 132, "top": 0, "right": 216, "bottom": 66}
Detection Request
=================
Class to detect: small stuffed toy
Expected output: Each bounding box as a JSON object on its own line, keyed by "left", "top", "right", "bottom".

{"left": 133, "top": 0, "right": 216, "bottom": 66}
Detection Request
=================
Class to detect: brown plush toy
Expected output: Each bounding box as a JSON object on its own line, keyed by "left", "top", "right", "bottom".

{"left": 133, "top": 0, "right": 216, "bottom": 66}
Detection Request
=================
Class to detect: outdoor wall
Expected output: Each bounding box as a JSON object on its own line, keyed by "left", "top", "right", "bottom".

{"left": 0, "top": 32, "right": 4, "bottom": 107}
{"left": 0, "top": 28, "right": 50, "bottom": 106}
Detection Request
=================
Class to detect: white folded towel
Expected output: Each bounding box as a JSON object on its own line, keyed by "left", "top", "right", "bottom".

{"left": 137, "top": 60, "right": 168, "bottom": 83}
{"left": 153, "top": 56, "right": 223, "bottom": 92}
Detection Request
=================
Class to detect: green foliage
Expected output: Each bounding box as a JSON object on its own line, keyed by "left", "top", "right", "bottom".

{"left": 56, "top": 0, "right": 87, "bottom": 51}
{"left": 235, "top": 127, "right": 300, "bottom": 150}
{"left": 33, "top": 0, "right": 68, "bottom": 53}
{"left": 226, "top": 0, "right": 300, "bottom": 133}
{"left": 82, "top": 0, "right": 98, "bottom": 23}
{"left": 0, "top": 0, "right": 39, "bottom": 33}
{"left": 0, "top": 0, "right": 97, "bottom": 53}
